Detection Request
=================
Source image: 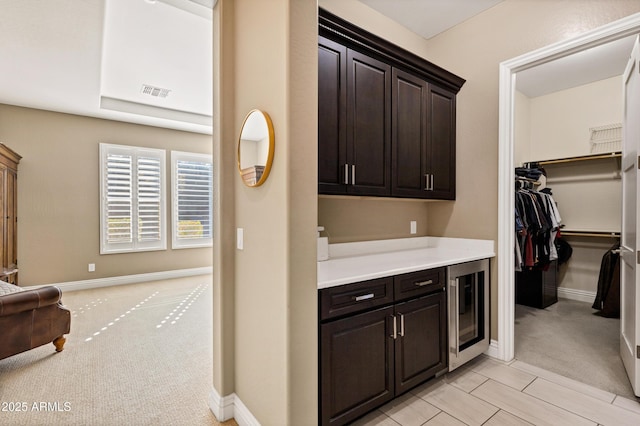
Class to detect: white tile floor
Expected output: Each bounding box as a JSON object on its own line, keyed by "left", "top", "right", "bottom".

{"left": 351, "top": 355, "right": 640, "bottom": 426}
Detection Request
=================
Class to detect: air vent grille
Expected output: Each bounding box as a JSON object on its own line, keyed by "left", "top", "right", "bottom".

{"left": 141, "top": 84, "right": 171, "bottom": 98}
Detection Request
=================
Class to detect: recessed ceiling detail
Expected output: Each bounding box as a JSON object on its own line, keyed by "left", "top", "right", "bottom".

{"left": 0, "top": 0, "right": 213, "bottom": 134}
{"left": 100, "top": 0, "right": 212, "bottom": 126}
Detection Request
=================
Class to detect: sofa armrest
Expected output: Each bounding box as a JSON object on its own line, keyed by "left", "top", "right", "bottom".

{"left": 0, "top": 286, "right": 63, "bottom": 317}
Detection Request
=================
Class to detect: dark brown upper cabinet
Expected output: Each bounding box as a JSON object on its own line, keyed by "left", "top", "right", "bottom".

{"left": 391, "top": 68, "right": 428, "bottom": 198}
{"left": 318, "top": 37, "right": 391, "bottom": 196}
{"left": 318, "top": 37, "right": 347, "bottom": 194}
{"left": 318, "top": 8, "right": 465, "bottom": 200}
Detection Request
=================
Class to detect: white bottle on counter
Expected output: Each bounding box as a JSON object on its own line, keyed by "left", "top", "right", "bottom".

{"left": 317, "top": 226, "right": 329, "bottom": 261}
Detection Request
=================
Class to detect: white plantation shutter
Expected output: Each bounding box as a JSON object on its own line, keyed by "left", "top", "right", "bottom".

{"left": 106, "top": 152, "right": 133, "bottom": 244}
{"left": 137, "top": 156, "right": 162, "bottom": 243}
{"left": 100, "top": 144, "right": 166, "bottom": 253}
{"left": 172, "top": 151, "right": 213, "bottom": 248}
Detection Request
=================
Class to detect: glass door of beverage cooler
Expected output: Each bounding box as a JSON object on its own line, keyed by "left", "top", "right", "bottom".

{"left": 448, "top": 259, "right": 489, "bottom": 371}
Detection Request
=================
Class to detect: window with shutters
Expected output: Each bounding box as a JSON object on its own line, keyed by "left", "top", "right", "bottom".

{"left": 100, "top": 143, "right": 166, "bottom": 254}
{"left": 171, "top": 151, "right": 213, "bottom": 249}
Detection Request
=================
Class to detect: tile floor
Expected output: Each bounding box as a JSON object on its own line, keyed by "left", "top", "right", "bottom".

{"left": 351, "top": 355, "right": 640, "bottom": 426}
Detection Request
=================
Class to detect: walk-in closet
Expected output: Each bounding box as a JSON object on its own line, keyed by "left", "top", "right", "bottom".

{"left": 513, "top": 63, "right": 634, "bottom": 398}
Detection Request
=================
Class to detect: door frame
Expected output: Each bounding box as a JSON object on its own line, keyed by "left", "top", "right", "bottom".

{"left": 497, "top": 13, "right": 640, "bottom": 362}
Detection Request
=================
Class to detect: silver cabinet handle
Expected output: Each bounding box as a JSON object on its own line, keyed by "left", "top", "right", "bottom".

{"left": 425, "top": 174, "right": 434, "bottom": 191}
{"left": 351, "top": 164, "right": 356, "bottom": 185}
{"left": 415, "top": 279, "right": 433, "bottom": 287}
{"left": 344, "top": 164, "right": 349, "bottom": 185}
{"left": 398, "top": 313, "right": 405, "bottom": 337}
{"left": 391, "top": 315, "right": 397, "bottom": 340}
{"left": 354, "top": 293, "right": 374, "bottom": 302}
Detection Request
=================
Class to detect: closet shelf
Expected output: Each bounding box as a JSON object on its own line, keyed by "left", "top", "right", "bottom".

{"left": 525, "top": 151, "right": 621, "bottom": 167}
{"left": 560, "top": 230, "right": 620, "bottom": 238}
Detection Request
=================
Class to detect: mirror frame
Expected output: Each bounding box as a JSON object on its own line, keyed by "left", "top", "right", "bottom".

{"left": 237, "top": 109, "right": 275, "bottom": 187}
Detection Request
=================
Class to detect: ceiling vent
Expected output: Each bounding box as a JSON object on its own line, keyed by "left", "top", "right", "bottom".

{"left": 141, "top": 84, "right": 171, "bottom": 98}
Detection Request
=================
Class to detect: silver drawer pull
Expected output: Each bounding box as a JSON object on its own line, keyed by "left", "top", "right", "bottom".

{"left": 354, "top": 293, "right": 374, "bottom": 302}
{"left": 414, "top": 280, "right": 433, "bottom": 287}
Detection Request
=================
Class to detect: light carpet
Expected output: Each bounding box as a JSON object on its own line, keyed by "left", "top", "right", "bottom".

{"left": 0, "top": 275, "right": 236, "bottom": 426}
{"left": 515, "top": 298, "right": 638, "bottom": 400}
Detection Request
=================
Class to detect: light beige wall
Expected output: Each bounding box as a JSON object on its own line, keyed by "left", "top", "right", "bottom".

{"left": 223, "top": 0, "right": 317, "bottom": 424}
{"left": 212, "top": 0, "right": 236, "bottom": 398}
{"left": 514, "top": 90, "right": 532, "bottom": 166}
{"left": 287, "top": 0, "right": 319, "bottom": 422}
{"left": 0, "top": 104, "right": 212, "bottom": 286}
{"left": 319, "top": 197, "right": 430, "bottom": 243}
{"left": 529, "top": 76, "right": 622, "bottom": 159}
{"left": 321, "top": 0, "right": 640, "bottom": 339}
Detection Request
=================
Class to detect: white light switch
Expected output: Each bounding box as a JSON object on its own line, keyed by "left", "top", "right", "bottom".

{"left": 88, "top": 263, "right": 96, "bottom": 272}
{"left": 237, "top": 228, "right": 244, "bottom": 250}
{"left": 410, "top": 221, "right": 417, "bottom": 235}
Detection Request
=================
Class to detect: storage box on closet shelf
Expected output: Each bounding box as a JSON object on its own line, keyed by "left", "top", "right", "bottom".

{"left": 590, "top": 123, "right": 622, "bottom": 154}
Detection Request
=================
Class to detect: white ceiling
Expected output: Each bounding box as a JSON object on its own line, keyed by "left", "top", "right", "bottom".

{"left": 516, "top": 35, "right": 636, "bottom": 98}
{"left": 358, "top": 0, "right": 637, "bottom": 98}
{"left": 359, "top": 0, "right": 504, "bottom": 40}
{"left": 0, "top": 0, "right": 212, "bottom": 134}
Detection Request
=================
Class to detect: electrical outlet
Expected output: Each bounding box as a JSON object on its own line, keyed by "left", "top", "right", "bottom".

{"left": 88, "top": 263, "right": 96, "bottom": 272}
{"left": 410, "top": 221, "right": 417, "bottom": 235}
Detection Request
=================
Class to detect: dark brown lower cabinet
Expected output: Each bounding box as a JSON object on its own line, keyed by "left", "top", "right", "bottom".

{"left": 395, "top": 293, "right": 447, "bottom": 394}
{"left": 319, "top": 290, "right": 447, "bottom": 426}
{"left": 320, "top": 306, "right": 395, "bottom": 426}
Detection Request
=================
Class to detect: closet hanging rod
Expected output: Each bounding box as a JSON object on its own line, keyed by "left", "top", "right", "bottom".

{"left": 527, "top": 151, "right": 621, "bottom": 166}
{"left": 561, "top": 230, "right": 620, "bottom": 238}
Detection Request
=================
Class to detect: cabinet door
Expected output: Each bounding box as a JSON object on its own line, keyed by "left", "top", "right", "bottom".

{"left": 427, "top": 85, "right": 456, "bottom": 200}
{"left": 320, "top": 306, "right": 395, "bottom": 426}
{"left": 347, "top": 50, "right": 391, "bottom": 196}
{"left": 318, "top": 36, "right": 348, "bottom": 195}
{"left": 394, "top": 292, "right": 447, "bottom": 395}
{"left": 391, "top": 68, "right": 429, "bottom": 198}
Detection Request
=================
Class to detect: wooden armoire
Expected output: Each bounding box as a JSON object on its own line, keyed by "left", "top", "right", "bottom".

{"left": 0, "top": 143, "right": 21, "bottom": 284}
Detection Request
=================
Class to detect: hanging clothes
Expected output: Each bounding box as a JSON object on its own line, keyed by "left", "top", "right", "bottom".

{"left": 592, "top": 243, "right": 620, "bottom": 318}
{"left": 514, "top": 167, "right": 563, "bottom": 271}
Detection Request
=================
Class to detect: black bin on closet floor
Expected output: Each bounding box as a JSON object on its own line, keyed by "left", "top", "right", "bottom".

{"left": 516, "top": 260, "right": 558, "bottom": 309}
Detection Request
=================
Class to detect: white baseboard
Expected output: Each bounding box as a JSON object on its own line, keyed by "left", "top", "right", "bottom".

{"left": 23, "top": 267, "right": 213, "bottom": 292}
{"left": 557, "top": 287, "right": 596, "bottom": 304}
{"left": 233, "top": 394, "right": 261, "bottom": 426}
{"left": 485, "top": 339, "right": 500, "bottom": 359}
{"left": 208, "top": 387, "right": 236, "bottom": 422}
{"left": 208, "top": 387, "right": 260, "bottom": 426}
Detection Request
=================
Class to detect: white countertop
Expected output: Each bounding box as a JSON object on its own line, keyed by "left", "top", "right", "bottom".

{"left": 317, "top": 237, "right": 495, "bottom": 289}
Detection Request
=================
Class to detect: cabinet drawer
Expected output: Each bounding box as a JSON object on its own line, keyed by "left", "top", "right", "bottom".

{"left": 319, "top": 277, "right": 394, "bottom": 321}
{"left": 394, "top": 267, "right": 445, "bottom": 301}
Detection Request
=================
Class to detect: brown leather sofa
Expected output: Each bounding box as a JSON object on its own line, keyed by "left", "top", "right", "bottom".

{"left": 0, "top": 282, "right": 71, "bottom": 360}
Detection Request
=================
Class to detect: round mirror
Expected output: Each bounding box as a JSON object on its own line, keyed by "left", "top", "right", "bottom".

{"left": 237, "top": 109, "right": 275, "bottom": 187}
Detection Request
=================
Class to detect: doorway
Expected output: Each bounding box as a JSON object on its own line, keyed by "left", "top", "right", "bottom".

{"left": 497, "top": 12, "right": 640, "bottom": 392}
